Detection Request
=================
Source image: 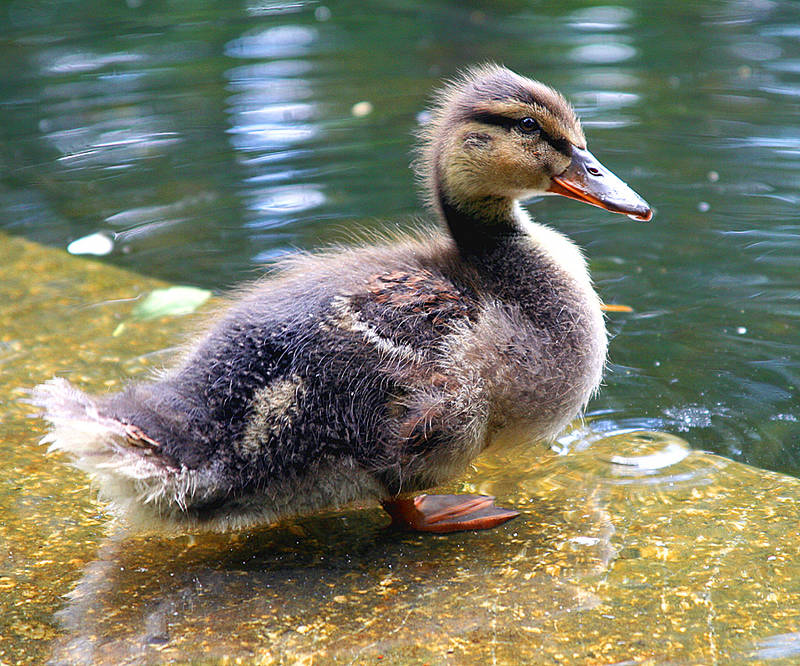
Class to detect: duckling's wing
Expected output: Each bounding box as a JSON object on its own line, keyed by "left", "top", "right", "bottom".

{"left": 338, "top": 267, "right": 478, "bottom": 356}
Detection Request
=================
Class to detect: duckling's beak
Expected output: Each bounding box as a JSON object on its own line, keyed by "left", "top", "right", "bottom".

{"left": 547, "top": 146, "right": 652, "bottom": 221}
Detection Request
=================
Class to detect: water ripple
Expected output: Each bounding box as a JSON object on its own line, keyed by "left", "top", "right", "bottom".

{"left": 225, "top": 25, "right": 319, "bottom": 60}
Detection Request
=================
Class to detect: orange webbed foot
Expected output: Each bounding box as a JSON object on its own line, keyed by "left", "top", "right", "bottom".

{"left": 381, "top": 494, "right": 519, "bottom": 533}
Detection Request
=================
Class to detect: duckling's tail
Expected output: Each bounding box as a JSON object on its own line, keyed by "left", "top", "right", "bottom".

{"left": 28, "top": 377, "right": 193, "bottom": 531}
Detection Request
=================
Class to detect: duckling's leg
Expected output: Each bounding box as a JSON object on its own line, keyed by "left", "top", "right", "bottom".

{"left": 381, "top": 494, "right": 519, "bottom": 533}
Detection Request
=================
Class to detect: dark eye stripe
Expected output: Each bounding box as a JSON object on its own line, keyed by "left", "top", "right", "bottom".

{"left": 470, "top": 111, "right": 518, "bottom": 129}
{"left": 471, "top": 111, "right": 570, "bottom": 156}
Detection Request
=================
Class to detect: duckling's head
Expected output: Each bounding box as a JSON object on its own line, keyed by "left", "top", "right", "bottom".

{"left": 419, "top": 64, "right": 651, "bottom": 223}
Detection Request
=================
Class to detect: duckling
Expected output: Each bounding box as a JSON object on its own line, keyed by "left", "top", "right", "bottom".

{"left": 32, "top": 65, "right": 651, "bottom": 534}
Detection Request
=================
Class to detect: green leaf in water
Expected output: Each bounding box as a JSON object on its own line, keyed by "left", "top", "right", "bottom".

{"left": 130, "top": 286, "right": 212, "bottom": 321}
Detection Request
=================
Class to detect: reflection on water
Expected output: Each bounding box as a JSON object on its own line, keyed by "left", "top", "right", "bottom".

{"left": 225, "top": 33, "right": 327, "bottom": 229}
{"left": 753, "top": 632, "right": 800, "bottom": 661}
{"left": 569, "top": 41, "right": 637, "bottom": 65}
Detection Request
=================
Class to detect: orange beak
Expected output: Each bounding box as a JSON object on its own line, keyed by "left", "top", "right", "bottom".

{"left": 547, "top": 146, "right": 653, "bottom": 222}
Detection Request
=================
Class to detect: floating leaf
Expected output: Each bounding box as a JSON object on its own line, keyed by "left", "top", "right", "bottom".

{"left": 130, "top": 286, "right": 212, "bottom": 321}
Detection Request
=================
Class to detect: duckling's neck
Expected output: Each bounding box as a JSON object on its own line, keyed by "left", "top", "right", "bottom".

{"left": 437, "top": 190, "right": 517, "bottom": 253}
{"left": 436, "top": 184, "right": 595, "bottom": 296}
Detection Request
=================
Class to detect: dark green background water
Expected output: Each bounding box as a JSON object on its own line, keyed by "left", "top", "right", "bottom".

{"left": 2, "top": 0, "right": 799, "bottom": 475}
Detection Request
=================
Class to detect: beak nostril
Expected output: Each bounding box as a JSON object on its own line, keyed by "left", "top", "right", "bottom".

{"left": 587, "top": 166, "right": 602, "bottom": 177}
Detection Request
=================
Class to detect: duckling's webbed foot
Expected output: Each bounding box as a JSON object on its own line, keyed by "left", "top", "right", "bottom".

{"left": 381, "top": 494, "right": 519, "bottom": 533}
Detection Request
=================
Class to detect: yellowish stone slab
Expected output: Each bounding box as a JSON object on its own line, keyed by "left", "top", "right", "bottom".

{"left": 1, "top": 233, "right": 798, "bottom": 664}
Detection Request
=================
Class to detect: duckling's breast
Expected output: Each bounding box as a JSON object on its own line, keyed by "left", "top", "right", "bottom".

{"left": 446, "top": 232, "right": 607, "bottom": 447}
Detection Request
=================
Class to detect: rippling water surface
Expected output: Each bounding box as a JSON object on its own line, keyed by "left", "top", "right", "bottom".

{"left": 5, "top": 0, "right": 798, "bottom": 475}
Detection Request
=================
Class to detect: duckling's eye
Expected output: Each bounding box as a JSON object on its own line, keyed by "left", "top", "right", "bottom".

{"left": 518, "top": 117, "right": 540, "bottom": 134}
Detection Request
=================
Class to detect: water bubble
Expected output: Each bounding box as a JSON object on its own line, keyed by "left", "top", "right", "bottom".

{"left": 351, "top": 101, "right": 373, "bottom": 118}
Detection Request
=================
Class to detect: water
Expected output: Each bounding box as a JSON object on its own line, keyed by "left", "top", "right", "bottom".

{"left": 2, "top": 0, "right": 800, "bottom": 662}
{"left": 3, "top": 0, "right": 798, "bottom": 477}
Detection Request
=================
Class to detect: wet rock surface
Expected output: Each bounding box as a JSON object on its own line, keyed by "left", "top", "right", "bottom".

{"left": 2, "top": 234, "right": 799, "bottom": 664}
